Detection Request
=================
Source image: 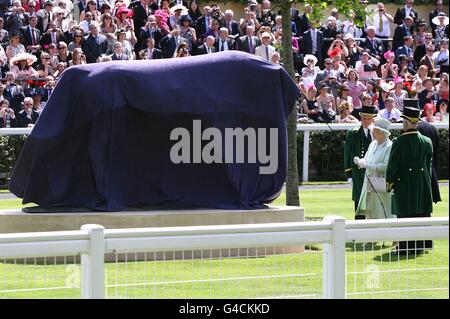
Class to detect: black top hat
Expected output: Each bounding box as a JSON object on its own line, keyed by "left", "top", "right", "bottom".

{"left": 401, "top": 107, "right": 421, "bottom": 123}
{"left": 403, "top": 98, "right": 419, "bottom": 109}
{"left": 359, "top": 105, "right": 378, "bottom": 118}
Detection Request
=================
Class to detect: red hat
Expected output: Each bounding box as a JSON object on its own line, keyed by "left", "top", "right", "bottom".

{"left": 328, "top": 47, "right": 342, "bottom": 58}
{"left": 116, "top": 6, "right": 133, "bottom": 19}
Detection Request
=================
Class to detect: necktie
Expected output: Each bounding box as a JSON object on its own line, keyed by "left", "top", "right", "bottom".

{"left": 248, "top": 37, "right": 253, "bottom": 53}
{"left": 207, "top": 47, "right": 211, "bottom": 54}
{"left": 266, "top": 46, "right": 269, "bottom": 60}
{"left": 379, "top": 14, "right": 383, "bottom": 33}
{"left": 31, "top": 28, "right": 36, "bottom": 45}
{"left": 175, "top": 37, "right": 178, "bottom": 47}
{"left": 221, "top": 40, "right": 224, "bottom": 51}
{"left": 148, "top": 49, "right": 153, "bottom": 59}
{"left": 52, "top": 33, "right": 57, "bottom": 44}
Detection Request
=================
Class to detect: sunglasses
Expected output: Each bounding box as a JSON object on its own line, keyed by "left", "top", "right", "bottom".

{"left": 75, "top": 35, "right": 82, "bottom": 37}
{"left": 24, "top": 103, "right": 33, "bottom": 106}
{"left": 43, "top": 57, "right": 51, "bottom": 59}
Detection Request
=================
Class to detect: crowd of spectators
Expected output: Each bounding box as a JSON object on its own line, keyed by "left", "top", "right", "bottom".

{"left": 0, "top": 0, "right": 448, "bottom": 128}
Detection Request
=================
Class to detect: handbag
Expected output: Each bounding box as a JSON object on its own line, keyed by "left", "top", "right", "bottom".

{"left": 367, "top": 176, "right": 386, "bottom": 193}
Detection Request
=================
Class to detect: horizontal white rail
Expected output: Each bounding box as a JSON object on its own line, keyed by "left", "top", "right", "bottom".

{"left": 296, "top": 123, "right": 449, "bottom": 131}
{"left": 0, "top": 216, "right": 448, "bottom": 299}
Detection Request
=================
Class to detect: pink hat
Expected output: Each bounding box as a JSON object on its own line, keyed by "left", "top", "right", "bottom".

{"left": 116, "top": 6, "right": 133, "bottom": 19}
{"left": 383, "top": 50, "right": 395, "bottom": 60}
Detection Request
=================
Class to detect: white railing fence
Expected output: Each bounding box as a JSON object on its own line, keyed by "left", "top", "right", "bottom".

{"left": 0, "top": 216, "right": 448, "bottom": 299}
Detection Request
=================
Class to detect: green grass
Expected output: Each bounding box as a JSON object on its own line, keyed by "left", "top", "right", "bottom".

{"left": 0, "top": 187, "right": 448, "bottom": 299}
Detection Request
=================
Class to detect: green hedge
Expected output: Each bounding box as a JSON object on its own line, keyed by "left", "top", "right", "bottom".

{"left": 0, "top": 130, "right": 448, "bottom": 187}
{"left": 297, "top": 128, "right": 449, "bottom": 182}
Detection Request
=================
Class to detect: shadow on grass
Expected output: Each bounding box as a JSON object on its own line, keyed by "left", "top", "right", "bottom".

{"left": 373, "top": 250, "right": 429, "bottom": 262}
{"left": 345, "top": 242, "right": 386, "bottom": 252}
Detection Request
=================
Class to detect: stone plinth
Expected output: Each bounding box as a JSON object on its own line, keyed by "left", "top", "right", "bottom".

{"left": 0, "top": 206, "right": 304, "bottom": 261}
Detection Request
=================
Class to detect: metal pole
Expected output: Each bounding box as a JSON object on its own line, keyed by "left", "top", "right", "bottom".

{"left": 302, "top": 130, "right": 310, "bottom": 182}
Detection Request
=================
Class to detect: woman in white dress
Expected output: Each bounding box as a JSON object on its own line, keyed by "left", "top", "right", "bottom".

{"left": 354, "top": 118, "right": 395, "bottom": 219}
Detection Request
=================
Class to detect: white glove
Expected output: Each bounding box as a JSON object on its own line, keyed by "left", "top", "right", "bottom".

{"left": 357, "top": 159, "right": 368, "bottom": 169}
{"left": 353, "top": 157, "right": 360, "bottom": 165}
{"left": 347, "top": 178, "right": 352, "bottom": 185}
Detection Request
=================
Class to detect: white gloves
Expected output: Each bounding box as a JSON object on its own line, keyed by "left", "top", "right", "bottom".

{"left": 354, "top": 156, "right": 368, "bottom": 169}
{"left": 347, "top": 178, "right": 352, "bottom": 185}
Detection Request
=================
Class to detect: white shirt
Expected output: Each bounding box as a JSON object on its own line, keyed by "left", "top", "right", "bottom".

{"left": 405, "top": 6, "right": 412, "bottom": 18}
{"left": 218, "top": 39, "right": 229, "bottom": 51}
{"left": 372, "top": 13, "right": 391, "bottom": 37}
{"left": 310, "top": 28, "right": 317, "bottom": 54}
{"left": 342, "top": 20, "right": 362, "bottom": 38}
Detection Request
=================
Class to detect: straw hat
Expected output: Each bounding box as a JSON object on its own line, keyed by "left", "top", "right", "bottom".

{"left": 303, "top": 54, "right": 318, "bottom": 66}
{"left": 369, "top": 118, "right": 391, "bottom": 136}
{"left": 9, "top": 52, "right": 37, "bottom": 66}
{"left": 170, "top": 4, "right": 188, "bottom": 15}
{"left": 432, "top": 12, "right": 449, "bottom": 26}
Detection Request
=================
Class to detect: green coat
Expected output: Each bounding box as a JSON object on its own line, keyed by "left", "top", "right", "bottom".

{"left": 344, "top": 126, "right": 372, "bottom": 202}
{"left": 386, "top": 129, "right": 433, "bottom": 217}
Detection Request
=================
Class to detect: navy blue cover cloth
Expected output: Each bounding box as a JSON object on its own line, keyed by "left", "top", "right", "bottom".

{"left": 9, "top": 51, "right": 299, "bottom": 211}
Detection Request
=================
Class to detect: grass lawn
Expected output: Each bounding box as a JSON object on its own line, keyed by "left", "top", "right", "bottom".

{"left": 0, "top": 187, "right": 448, "bottom": 299}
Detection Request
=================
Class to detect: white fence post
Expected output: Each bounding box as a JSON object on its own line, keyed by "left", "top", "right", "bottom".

{"left": 81, "top": 224, "right": 105, "bottom": 299}
{"left": 322, "top": 216, "right": 346, "bottom": 299}
{"left": 302, "top": 130, "right": 310, "bottom": 182}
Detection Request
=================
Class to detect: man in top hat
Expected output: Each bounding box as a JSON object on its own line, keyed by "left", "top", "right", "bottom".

{"left": 344, "top": 105, "right": 378, "bottom": 216}
{"left": 386, "top": 98, "right": 434, "bottom": 255}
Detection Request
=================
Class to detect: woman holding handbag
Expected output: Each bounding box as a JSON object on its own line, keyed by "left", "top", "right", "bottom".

{"left": 354, "top": 118, "right": 395, "bottom": 219}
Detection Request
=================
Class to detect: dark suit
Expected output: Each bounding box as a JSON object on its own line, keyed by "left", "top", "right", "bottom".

{"left": 17, "top": 109, "right": 39, "bottom": 127}
{"left": 414, "top": 44, "right": 426, "bottom": 66}
{"left": 142, "top": 48, "right": 162, "bottom": 59}
{"left": 392, "top": 24, "right": 413, "bottom": 51}
{"left": 224, "top": 20, "right": 240, "bottom": 38}
{"left": 417, "top": 121, "right": 441, "bottom": 204}
{"left": 395, "top": 45, "right": 414, "bottom": 68}
{"left": 236, "top": 35, "right": 260, "bottom": 54}
{"left": 215, "top": 38, "right": 234, "bottom": 52}
{"left": 194, "top": 44, "right": 216, "bottom": 55}
{"left": 299, "top": 13, "right": 311, "bottom": 36}
{"left": 110, "top": 53, "right": 129, "bottom": 60}
{"left": 132, "top": 2, "right": 149, "bottom": 38}
{"left": 361, "top": 37, "right": 384, "bottom": 58}
{"left": 394, "top": 7, "right": 419, "bottom": 25}
{"left": 429, "top": 10, "right": 442, "bottom": 31}
{"left": 160, "top": 35, "right": 187, "bottom": 58}
{"left": 300, "top": 29, "right": 323, "bottom": 65}
{"left": 20, "top": 26, "right": 41, "bottom": 49}
{"left": 137, "top": 27, "right": 163, "bottom": 51}
{"left": 39, "top": 31, "right": 67, "bottom": 47}
{"left": 195, "top": 15, "right": 211, "bottom": 41}
{"left": 81, "top": 34, "right": 109, "bottom": 63}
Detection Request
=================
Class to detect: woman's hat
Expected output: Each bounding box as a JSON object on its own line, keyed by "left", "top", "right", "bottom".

{"left": 432, "top": 12, "right": 449, "bottom": 26}
{"left": 116, "top": 6, "right": 133, "bottom": 18}
{"left": 318, "top": 83, "right": 330, "bottom": 91}
{"left": 369, "top": 118, "right": 391, "bottom": 136}
{"left": 417, "top": 19, "right": 427, "bottom": 27}
{"left": 359, "top": 105, "right": 378, "bottom": 118}
{"left": 303, "top": 54, "right": 318, "bottom": 66}
{"left": 383, "top": 50, "right": 395, "bottom": 60}
{"left": 10, "top": 52, "right": 37, "bottom": 66}
{"left": 114, "top": 28, "right": 127, "bottom": 36}
{"left": 170, "top": 4, "right": 188, "bottom": 15}
{"left": 380, "top": 81, "right": 394, "bottom": 93}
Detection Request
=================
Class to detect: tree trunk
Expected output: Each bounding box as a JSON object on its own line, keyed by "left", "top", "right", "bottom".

{"left": 280, "top": 0, "right": 300, "bottom": 207}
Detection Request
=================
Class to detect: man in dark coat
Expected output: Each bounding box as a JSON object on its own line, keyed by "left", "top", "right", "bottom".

{"left": 344, "top": 105, "right": 377, "bottom": 216}
{"left": 361, "top": 26, "right": 384, "bottom": 61}
{"left": 160, "top": 25, "right": 187, "bottom": 58}
{"left": 132, "top": 0, "right": 151, "bottom": 38}
{"left": 392, "top": 16, "right": 414, "bottom": 51}
{"left": 417, "top": 121, "right": 441, "bottom": 204}
{"left": 386, "top": 100, "right": 434, "bottom": 255}
{"left": 394, "top": 0, "right": 419, "bottom": 25}
{"left": 235, "top": 25, "right": 260, "bottom": 54}
{"left": 300, "top": 23, "right": 323, "bottom": 68}
{"left": 81, "top": 23, "right": 109, "bottom": 63}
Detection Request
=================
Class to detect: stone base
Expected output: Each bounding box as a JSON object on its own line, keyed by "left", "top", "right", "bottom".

{"left": 0, "top": 206, "right": 304, "bottom": 261}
